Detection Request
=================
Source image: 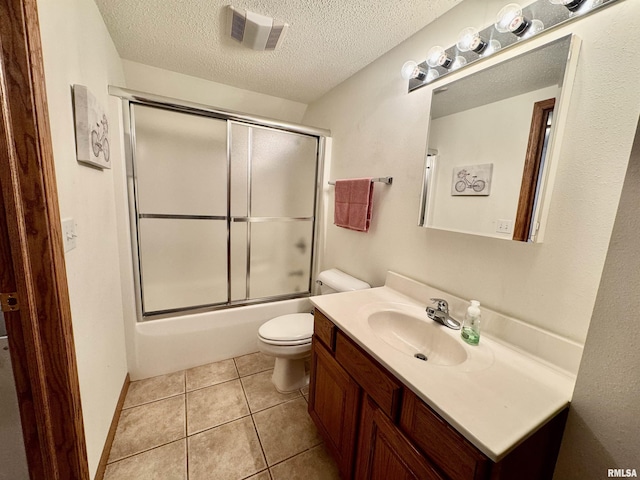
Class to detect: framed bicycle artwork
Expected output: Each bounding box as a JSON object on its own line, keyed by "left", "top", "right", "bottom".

{"left": 451, "top": 163, "right": 492, "bottom": 196}
{"left": 72, "top": 84, "right": 110, "bottom": 169}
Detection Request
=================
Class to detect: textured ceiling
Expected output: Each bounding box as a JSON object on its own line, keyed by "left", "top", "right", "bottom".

{"left": 94, "top": 0, "right": 464, "bottom": 103}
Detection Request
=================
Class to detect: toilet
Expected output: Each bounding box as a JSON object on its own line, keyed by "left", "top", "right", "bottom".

{"left": 257, "top": 269, "right": 370, "bottom": 392}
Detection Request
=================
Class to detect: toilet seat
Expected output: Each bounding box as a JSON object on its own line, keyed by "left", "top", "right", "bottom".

{"left": 258, "top": 336, "right": 312, "bottom": 346}
{"left": 258, "top": 313, "right": 313, "bottom": 346}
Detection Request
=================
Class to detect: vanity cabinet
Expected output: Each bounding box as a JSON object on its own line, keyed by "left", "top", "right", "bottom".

{"left": 356, "top": 394, "right": 444, "bottom": 480}
{"left": 308, "top": 310, "right": 568, "bottom": 480}
{"left": 308, "top": 335, "right": 361, "bottom": 478}
{"left": 400, "top": 390, "right": 491, "bottom": 479}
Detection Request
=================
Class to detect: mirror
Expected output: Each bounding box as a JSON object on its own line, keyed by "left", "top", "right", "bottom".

{"left": 418, "top": 35, "right": 578, "bottom": 242}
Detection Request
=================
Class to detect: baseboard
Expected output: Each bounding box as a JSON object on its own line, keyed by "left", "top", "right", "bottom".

{"left": 94, "top": 373, "right": 130, "bottom": 480}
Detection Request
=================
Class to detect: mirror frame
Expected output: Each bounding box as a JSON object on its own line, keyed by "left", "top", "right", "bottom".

{"left": 418, "top": 34, "right": 582, "bottom": 243}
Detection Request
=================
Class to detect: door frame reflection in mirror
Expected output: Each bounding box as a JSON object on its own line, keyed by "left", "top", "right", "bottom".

{"left": 418, "top": 34, "right": 582, "bottom": 243}
{"left": 514, "top": 98, "right": 556, "bottom": 241}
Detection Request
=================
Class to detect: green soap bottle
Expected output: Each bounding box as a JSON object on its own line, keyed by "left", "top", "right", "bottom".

{"left": 461, "top": 300, "right": 481, "bottom": 345}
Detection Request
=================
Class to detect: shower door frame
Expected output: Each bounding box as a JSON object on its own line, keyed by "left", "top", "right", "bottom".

{"left": 112, "top": 87, "right": 330, "bottom": 320}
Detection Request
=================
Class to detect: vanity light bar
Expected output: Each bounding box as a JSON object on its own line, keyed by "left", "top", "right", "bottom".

{"left": 404, "top": 0, "right": 621, "bottom": 92}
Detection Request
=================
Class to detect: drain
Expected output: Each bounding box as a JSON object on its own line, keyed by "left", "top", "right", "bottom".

{"left": 414, "top": 353, "right": 428, "bottom": 362}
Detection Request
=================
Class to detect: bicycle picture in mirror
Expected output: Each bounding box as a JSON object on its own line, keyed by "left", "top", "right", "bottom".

{"left": 451, "top": 163, "right": 492, "bottom": 196}
{"left": 72, "top": 84, "right": 111, "bottom": 169}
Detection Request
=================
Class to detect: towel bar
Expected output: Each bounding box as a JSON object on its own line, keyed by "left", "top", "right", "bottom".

{"left": 328, "top": 176, "right": 393, "bottom": 186}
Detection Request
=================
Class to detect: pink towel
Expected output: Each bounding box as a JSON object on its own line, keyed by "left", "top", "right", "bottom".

{"left": 334, "top": 178, "right": 374, "bottom": 232}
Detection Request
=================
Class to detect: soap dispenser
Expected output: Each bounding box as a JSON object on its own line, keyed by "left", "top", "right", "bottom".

{"left": 461, "top": 300, "right": 481, "bottom": 345}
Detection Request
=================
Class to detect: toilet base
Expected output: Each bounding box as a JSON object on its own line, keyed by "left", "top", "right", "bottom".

{"left": 257, "top": 336, "right": 311, "bottom": 393}
{"left": 271, "top": 356, "right": 310, "bottom": 393}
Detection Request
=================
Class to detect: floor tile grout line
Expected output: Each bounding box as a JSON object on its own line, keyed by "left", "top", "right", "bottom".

{"left": 186, "top": 411, "right": 253, "bottom": 438}
{"left": 239, "top": 367, "right": 275, "bottom": 380}
{"left": 246, "top": 389, "right": 302, "bottom": 415}
{"left": 239, "top": 467, "right": 270, "bottom": 480}
{"left": 234, "top": 352, "right": 276, "bottom": 378}
{"left": 106, "top": 437, "right": 187, "bottom": 466}
{"left": 239, "top": 373, "right": 270, "bottom": 472}
{"left": 246, "top": 394, "right": 310, "bottom": 429}
{"left": 238, "top": 366, "right": 273, "bottom": 378}
{"left": 184, "top": 392, "right": 190, "bottom": 480}
{"left": 251, "top": 395, "right": 320, "bottom": 469}
{"left": 267, "top": 443, "right": 324, "bottom": 471}
{"left": 186, "top": 375, "right": 242, "bottom": 395}
{"left": 183, "top": 367, "right": 188, "bottom": 479}
{"left": 122, "top": 390, "right": 185, "bottom": 411}
{"left": 231, "top": 356, "right": 240, "bottom": 379}
{"left": 250, "top": 413, "right": 270, "bottom": 471}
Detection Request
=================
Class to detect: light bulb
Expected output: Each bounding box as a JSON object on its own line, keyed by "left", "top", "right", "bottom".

{"left": 426, "top": 46, "right": 453, "bottom": 69}
{"left": 450, "top": 56, "right": 467, "bottom": 71}
{"left": 495, "top": 3, "right": 532, "bottom": 37}
{"left": 401, "top": 61, "right": 427, "bottom": 81}
{"left": 548, "top": 0, "right": 587, "bottom": 11}
{"left": 519, "top": 19, "right": 544, "bottom": 39}
{"left": 457, "top": 27, "right": 488, "bottom": 54}
{"left": 481, "top": 39, "right": 502, "bottom": 57}
{"left": 565, "top": 0, "right": 602, "bottom": 15}
{"left": 425, "top": 69, "right": 440, "bottom": 83}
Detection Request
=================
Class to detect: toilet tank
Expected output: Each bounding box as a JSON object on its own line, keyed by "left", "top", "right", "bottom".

{"left": 316, "top": 269, "right": 370, "bottom": 294}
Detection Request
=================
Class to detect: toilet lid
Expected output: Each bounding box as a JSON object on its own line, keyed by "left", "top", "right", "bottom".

{"left": 258, "top": 313, "right": 314, "bottom": 343}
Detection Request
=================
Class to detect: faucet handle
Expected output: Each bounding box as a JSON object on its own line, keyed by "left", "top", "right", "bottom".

{"left": 430, "top": 298, "right": 449, "bottom": 312}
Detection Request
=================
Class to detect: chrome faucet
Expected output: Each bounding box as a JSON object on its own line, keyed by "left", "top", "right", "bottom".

{"left": 426, "top": 298, "right": 461, "bottom": 330}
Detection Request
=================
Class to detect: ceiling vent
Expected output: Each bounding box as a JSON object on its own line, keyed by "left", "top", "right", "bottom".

{"left": 228, "top": 6, "right": 288, "bottom": 51}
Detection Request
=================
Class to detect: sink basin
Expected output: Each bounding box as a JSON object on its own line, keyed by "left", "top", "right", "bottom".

{"left": 367, "top": 309, "right": 468, "bottom": 366}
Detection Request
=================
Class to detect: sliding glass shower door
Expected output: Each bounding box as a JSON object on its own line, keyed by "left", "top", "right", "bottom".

{"left": 230, "top": 123, "right": 317, "bottom": 301}
{"left": 129, "top": 104, "right": 319, "bottom": 317}
{"left": 133, "top": 105, "right": 229, "bottom": 313}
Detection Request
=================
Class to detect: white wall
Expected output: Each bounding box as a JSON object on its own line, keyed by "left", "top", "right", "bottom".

{"left": 36, "top": 0, "right": 128, "bottom": 476}
{"left": 554, "top": 117, "right": 640, "bottom": 478}
{"left": 429, "top": 86, "right": 558, "bottom": 238}
{"left": 303, "top": 0, "right": 640, "bottom": 346}
{"left": 122, "top": 60, "right": 308, "bottom": 123}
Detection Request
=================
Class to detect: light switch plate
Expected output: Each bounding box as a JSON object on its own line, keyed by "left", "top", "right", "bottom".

{"left": 496, "top": 219, "right": 513, "bottom": 234}
{"left": 62, "top": 218, "right": 77, "bottom": 252}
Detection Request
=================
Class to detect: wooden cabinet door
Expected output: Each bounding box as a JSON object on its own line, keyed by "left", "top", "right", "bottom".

{"left": 400, "top": 390, "right": 490, "bottom": 479}
{"left": 308, "top": 337, "right": 361, "bottom": 479}
{"left": 356, "top": 395, "right": 445, "bottom": 480}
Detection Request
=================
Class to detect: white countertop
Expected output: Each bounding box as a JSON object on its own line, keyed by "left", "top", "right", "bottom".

{"left": 310, "top": 281, "right": 575, "bottom": 462}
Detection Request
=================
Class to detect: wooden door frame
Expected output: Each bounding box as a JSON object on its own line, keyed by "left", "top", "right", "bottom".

{"left": 0, "top": 0, "right": 89, "bottom": 478}
{"left": 513, "top": 98, "right": 556, "bottom": 242}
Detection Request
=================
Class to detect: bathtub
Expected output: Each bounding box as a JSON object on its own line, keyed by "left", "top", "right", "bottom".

{"left": 129, "top": 298, "right": 312, "bottom": 380}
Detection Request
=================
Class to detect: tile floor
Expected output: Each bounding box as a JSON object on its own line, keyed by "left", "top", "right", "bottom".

{"left": 104, "top": 352, "right": 340, "bottom": 480}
